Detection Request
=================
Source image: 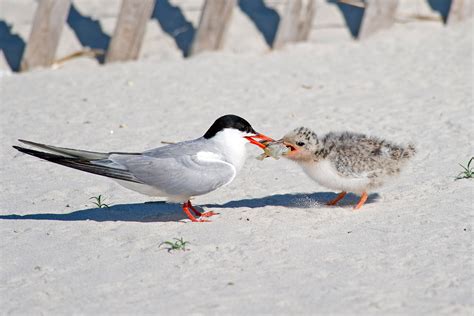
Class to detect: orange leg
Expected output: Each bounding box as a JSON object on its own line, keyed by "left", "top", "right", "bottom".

{"left": 182, "top": 201, "right": 210, "bottom": 222}
{"left": 327, "top": 191, "right": 347, "bottom": 206}
{"left": 354, "top": 192, "right": 368, "bottom": 210}
{"left": 188, "top": 200, "right": 218, "bottom": 218}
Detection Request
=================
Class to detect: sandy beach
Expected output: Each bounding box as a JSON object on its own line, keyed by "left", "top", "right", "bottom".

{"left": 0, "top": 1, "right": 473, "bottom": 315}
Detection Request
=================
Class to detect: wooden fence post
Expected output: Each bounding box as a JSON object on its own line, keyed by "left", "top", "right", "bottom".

{"left": 273, "top": 0, "right": 315, "bottom": 49}
{"left": 20, "top": 0, "right": 71, "bottom": 71}
{"left": 105, "top": 0, "right": 155, "bottom": 63}
{"left": 273, "top": 0, "right": 302, "bottom": 49}
{"left": 358, "top": 0, "right": 398, "bottom": 40}
{"left": 298, "top": 0, "right": 316, "bottom": 41}
{"left": 189, "top": 0, "right": 236, "bottom": 56}
{"left": 447, "top": 0, "right": 474, "bottom": 24}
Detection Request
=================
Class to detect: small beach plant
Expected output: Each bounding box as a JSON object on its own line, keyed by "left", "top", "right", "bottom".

{"left": 160, "top": 238, "right": 189, "bottom": 253}
{"left": 89, "top": 195, "right": 110, "bottom": 208}
{"left": 455, "top": 157, "right": 473, "bottom": 180}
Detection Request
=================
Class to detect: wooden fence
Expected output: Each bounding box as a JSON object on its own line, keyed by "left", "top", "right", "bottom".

{"left": 11, "top": 0, "right": 474, "bottom": 72}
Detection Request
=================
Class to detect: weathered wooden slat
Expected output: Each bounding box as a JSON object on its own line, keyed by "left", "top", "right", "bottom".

{"left": 105, "top": 0, "right": 155, "bottom": 63}
{"left": 20, "top": 0, "right": 71, "bottom": 71}
{"left": 273, "top": 0, "right": 316, "bottom": 49}
{"left": 358, "top": 0, "right": 398, "bottom": 40}
{"left": 189, "top": 0, "right": 236, "bottom": 56}
{"left": 273, "top": 0, "right": 302, "bottom": 49}
{"left": 298, "top": 0, "right": 316, "bottom": 42}
{"left": 447, "top": 0, "right": 474, "bottom": 24}
{"left": 338, "top": 0, "right": 365, "bottom": 8}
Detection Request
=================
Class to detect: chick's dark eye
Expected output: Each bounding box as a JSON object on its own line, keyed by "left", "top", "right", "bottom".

{"left": 296, "top": 141, "right": 305, "bottom": 146}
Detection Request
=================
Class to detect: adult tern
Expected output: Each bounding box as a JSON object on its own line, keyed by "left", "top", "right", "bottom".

{"left": 13, "top": 114, "right": 272, "bottom": 222}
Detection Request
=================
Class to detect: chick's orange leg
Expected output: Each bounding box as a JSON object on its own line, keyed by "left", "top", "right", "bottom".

{"left": 354, "top": 192, "right": 368, "bottom": 210}
{"left": 188, "top": 200, "right": 218, "bottom": 218}
{"left": 327, "top": 191, "right": 347, "bottom": 206}
{"left": 182, "top": 201, "right": 210, "bottom": 222}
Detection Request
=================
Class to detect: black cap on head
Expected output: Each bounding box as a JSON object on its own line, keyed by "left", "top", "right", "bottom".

{"left": 203, "top": 114, "right": 256, "bottom": 139}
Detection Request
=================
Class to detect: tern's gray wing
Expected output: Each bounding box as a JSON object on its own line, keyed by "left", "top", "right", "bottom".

{"left": 110, "top": 151, "right": 236, "bottom": 198}
{"left": 13, "top": 138, "right": 234, "bottom": 197}
{"left": 142, "top": 137, "right": 217, "bottom": 158}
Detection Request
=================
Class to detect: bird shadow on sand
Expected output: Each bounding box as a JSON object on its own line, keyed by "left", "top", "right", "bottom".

{"left": 0, "top": 192, "right": 379, "bottom": 223}
{"left": 0, "top": 201, "right": 187, "bottom": 223}
{"left": 205, "top": 192, "right": 380, "bottom": 209}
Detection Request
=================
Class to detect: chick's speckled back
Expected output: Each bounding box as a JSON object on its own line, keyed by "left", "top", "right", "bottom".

{"left": 321, "top": 132, "right": 416, "bottom": 180}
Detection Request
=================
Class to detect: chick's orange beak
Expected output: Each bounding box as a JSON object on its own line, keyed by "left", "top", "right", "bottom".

{"left": 244, "top": 133, "right": 274, "bottom": 149}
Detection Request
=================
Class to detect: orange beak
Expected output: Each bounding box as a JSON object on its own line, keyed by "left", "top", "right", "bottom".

{"left": 244, "top": 133, "right": 274, "bottom": 149}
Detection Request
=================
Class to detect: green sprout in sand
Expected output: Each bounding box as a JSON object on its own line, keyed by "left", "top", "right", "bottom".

{"left": 89, "top": 195, "right": 110, "bottom": 208}
{"left": 160, "top": 238, "right": 190, "bottom": 253}
{"left": 455, "top": 157, "right": 473, "bottom": 180}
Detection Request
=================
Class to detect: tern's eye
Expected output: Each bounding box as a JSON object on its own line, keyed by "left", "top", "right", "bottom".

{"left": 296, "top": 141, "right": 305, "bottom": 147}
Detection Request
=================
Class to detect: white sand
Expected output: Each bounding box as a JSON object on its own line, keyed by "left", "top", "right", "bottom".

{"left": 0, "top": 2, "right": 473, "bottom": 315}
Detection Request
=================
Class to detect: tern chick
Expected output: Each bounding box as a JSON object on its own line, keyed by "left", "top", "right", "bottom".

{"left": 13, "top": 115, "right": 272, "bottom": 222}
{"left": 280, "top": 127, "right": 416, "bottom": 209}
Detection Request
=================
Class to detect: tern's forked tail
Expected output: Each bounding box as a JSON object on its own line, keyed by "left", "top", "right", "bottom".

{"left": 13, "top": 145, "right": 140, "bottom": 183}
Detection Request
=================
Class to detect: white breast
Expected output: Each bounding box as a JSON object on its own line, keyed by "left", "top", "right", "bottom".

{"left": 300, "top": 159, "right": 370, "bottom": 194}
{"left": 210, "top": 129, "right": 247, "bottom": 172}
{"left": 196, "top": 151, "right": 224, "bottom": 162}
